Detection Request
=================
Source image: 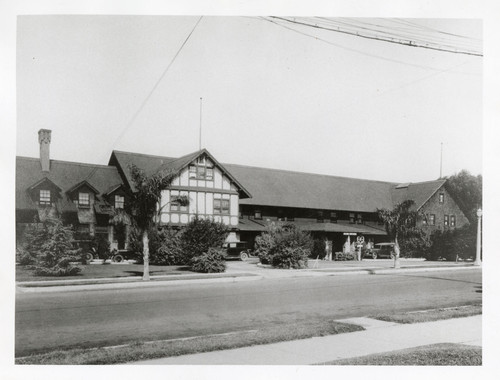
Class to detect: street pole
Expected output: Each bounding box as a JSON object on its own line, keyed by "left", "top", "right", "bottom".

{"left": 474, "top": 208, "right": 482, "bottom": 266}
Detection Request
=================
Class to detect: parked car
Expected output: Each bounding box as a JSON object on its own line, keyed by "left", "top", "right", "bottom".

{"left": 364, "top": 242, "right": 396, "bottom": 259}
{"left": 223, "top": 241, "right": 251, "bottom": 260}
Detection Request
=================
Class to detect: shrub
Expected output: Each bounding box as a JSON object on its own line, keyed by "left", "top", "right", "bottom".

{"left": 335, "top": 252, "right": 356, "bottom": 261}
{"left": 426, "top": 224, "right": 476, "bottom": 261}
{"left": 190, "top": 247, "right": 227, "bottom": 273}
{"left": 255, "top": 222, "right": 312, "bottom": 269}
{"left": 89, "top": 235, "right": 112, "bottom": 262}
{"left": 180, "top": 217, "right": 229, "bottom": 263}
{"left": 155, "top": 227, "right": 184, "bottom": 265}
{"left": 19, "top": 218, "right": 82, "bottom": 276}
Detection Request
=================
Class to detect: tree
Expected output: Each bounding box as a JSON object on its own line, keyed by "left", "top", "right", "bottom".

{"left": 445, "top": 170, "right": 482, "bottom": 223}
{"left": 377, "top": 200, "right": 426, "bottom": 268}
{"left": 128, "top": 164, "right": 188, "bottom": 280}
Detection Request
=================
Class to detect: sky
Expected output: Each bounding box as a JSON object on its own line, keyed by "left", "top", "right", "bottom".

{"left": 15, "top": 15, "right": 483, "bottom": 183}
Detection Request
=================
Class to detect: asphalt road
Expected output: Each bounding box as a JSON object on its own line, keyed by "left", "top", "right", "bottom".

{"left": 15, "top": 269, "right": 482, "bottom": 356}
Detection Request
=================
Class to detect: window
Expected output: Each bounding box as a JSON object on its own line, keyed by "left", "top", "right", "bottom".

{"left": 317, "top": 211, "right": 324, "bottom": 223}
{"left": 39, "top": 189, "right": 51, "bottom": 205}
{"left": 254, "top": 210, "right": 262, "bottom": 220}
{"left": 170, "top": 196, "right": 188, "bottom": 212}
{"left": 330, "top": 212, "right": 337, "bottom": 223}
{"left": 439, "top": 193, "right": 444, "bottom": 203}
{"left": 356, "top": 213, "right": 363, "bottom": 224}
{"left": 214, "top": 198, "right": 230, "bottom": 214}
{"left": 349, "top": 213, "right": 355, "bottom": 224}
{"left": 422, "top": 215, "right": 428, "bottom": 225}
{"left": 429, "top": 214, "right": 436, "bottom": 226}
{"left": 450, "top": 215, "right": 456, "bottom": 227}
{"left": 444, "top": 215, "right": 449, "bottom": 227}
{"left": 188, "top": 158, "right": 214, "bottom": 180}
{"left": 114, "top": 195, "right": 125, "bottom": 209}
{"left": 78, "top": 192, "right": 90, "bottom": 207}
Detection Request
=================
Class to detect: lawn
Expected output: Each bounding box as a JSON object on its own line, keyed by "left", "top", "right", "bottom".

{"left": 319, "top": 343, "right": 481, "bottom": 365}
{"left": 15, "top": 319, "right": 364, "bottom": 365}
{"left": 16, "top": 263, "right": 193, "bottom": 282}
{"left": 369, "top": 304, "right": 482, "bottom": 324}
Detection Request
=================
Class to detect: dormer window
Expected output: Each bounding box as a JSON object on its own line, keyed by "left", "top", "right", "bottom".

{"left": 78, "top": 192, "right": 90, "bottom": 207}
{"left": 39, "top": 189, "right": 51, "bottom": 205}
{"left": 357, "top": 213, "right": 363, "bottom": 224}
{"left": 115, "top": 195, "right": 125, "bottom": 209}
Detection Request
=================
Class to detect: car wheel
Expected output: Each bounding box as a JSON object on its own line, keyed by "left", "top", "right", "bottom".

{"left": 240, "top": 251, "right": 249, "bottom": 261}
{"left": 113, "top": 254, "right": 124, "bottom": 263}
{"left": 84, "top": 252, "right": 94, "bottom": 261}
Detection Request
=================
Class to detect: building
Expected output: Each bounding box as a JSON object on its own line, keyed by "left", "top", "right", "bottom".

{"left": 16, "top": 130, "right": 470, "bottom": 253}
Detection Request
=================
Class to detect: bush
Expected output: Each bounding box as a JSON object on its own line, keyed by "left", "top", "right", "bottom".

{"left": 180, "top": 217, "right": 229, "bottom": 263}
{"left": 155, "top": 227, "right": 184, "bottom": 265}
{"left": 89, "top": 235, "right": 112, "bottom": 262}
{"left": 335, "top": 252, "right": 356, "bottom": 261}
{"left": 19, "top": 218, "right": 82, "bottom": 276}
{"left": 426, "top": 224, "right": 476, "bottom": 261}
{"left": 255, "top": 222, "right": 312, "bottom": 269}
{"left": 190, "top": 247, "right": 227, "bottom": 273}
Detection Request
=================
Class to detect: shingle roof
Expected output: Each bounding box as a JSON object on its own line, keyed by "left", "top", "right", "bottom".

{"left": 110, "top": 149, "right": 251, "bottom": 198}
{"left": 225, "top": 164, "right": 397, "bottom": 212}
{"left": 16, "top": 156, "right": 124, "bottom": 212}
{"left": 108, "top": 150, "right": 447, "bottom": 213}
{"left": 390, "top": 179, "right": 446, "bottom": 210}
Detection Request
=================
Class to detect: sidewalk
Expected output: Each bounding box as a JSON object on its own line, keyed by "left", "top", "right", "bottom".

{"left": 131, "top": 315, "right": 482, "bottom": 365}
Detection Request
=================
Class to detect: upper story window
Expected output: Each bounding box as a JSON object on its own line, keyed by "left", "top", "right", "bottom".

{"left": 444, "top": 215, "right": 449, "bottom": 227}
{"left": 254, "top": 210, "right": 262, "bottom": 220}
{"left": 189, "top": 157, "right": 214, "bottom": 181}
{"left": 170, "top": 195, "right": 188, "bottom": 212}
{"left": 115, "top": 195, "right": 125, "bottom": 209}
{"left": 439, "top": 193, "right": 444, "bottom": 203}
{"left": 317, "top": 211, "right": 324, "bottom": 223}
{"left": 450, "top": 215, "right": 456, "bottom": 227}
{"left": 214, "top": 198, "right": 230, "bottom": 215}
{"left": 349, "top": 213, "right": 355, "bottom": 224}
{"left": 422, "top": 215, "right": 428, "bottom": 225}
{"left": 39, "top": 189, "right": 51, "bottom": 205}
{"left": 78, "top": 192, "right": 90, "bottom": 207}
{"left": 330, "top": 212, "right": 338, "bottom": 223}
{"left": 429, "top": 214, "right": 436, "bottom": 226}
{"left": 356, "top": 213, "right": 363, "bottom": 224}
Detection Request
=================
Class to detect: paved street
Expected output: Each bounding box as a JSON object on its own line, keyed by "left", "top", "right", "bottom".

{"left": 15, "top": 268, "right": 481, "bottom": 357}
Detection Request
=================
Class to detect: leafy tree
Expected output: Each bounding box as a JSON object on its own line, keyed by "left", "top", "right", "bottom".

{"left": 128, "top": 164, "right": 188, "bottom": 280}
{"left": 445, "top": 170, "right": 482, "bottom": 223}
{"left": 377, "top": 200, "right": 426, "bottom": 268}
{"left": 179, "top": 217, "right": 229, "bottom": 264}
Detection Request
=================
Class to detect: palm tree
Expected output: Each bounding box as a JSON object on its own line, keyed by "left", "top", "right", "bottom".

{"left": 377, "top": 200, "right": 423, "bottom": 269}
{"left": 129, "top": 164, "right": 188, "bottom": 280}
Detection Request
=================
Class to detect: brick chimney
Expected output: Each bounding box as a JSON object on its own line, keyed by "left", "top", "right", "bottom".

{"left": 38, "top": 129, "right": 52, "bottom": 172}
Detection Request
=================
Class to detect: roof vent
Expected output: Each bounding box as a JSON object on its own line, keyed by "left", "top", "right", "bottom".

{"left": 396, "top": 183, "right": 410, "bottom": 189}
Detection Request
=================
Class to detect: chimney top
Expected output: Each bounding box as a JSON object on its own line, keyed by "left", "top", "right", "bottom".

{"left": 38, "top": 129, "right": 52, "bottom": 172}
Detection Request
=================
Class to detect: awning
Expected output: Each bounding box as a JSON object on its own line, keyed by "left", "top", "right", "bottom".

{"left": 236, "top": 219, "right": 386, "bottom": 236}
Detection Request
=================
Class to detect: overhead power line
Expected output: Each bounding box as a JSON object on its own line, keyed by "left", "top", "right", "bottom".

{"left": 270, "top": 17, "right": 483, "bottom": 57}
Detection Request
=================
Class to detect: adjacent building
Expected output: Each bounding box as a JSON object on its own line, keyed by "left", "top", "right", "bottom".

{"left": 16, "top": 130, "right": 470, "bottom": 253}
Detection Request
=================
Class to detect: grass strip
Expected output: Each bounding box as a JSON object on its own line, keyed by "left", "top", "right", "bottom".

{"left": 370, "top": 304, "right": 481, "bottom": 324}
{"left": 318, "top": 343, "right": 481, "bottom": 365}
{"left": 16, "top": 319, "right": 363, "bottom": 365}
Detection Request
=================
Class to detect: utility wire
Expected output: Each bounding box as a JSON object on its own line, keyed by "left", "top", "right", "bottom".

{"left": 84, "top": 16, "right": 203, "bottom": 184}
{"left": 259, "top": 17, "right": 480, "bottom": 74}
{"left": 271, "top": 17, "right": 482, "bottom": 57}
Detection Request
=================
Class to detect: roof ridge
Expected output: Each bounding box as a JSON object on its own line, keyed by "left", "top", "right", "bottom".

{"left": 409, "top": 179, "right": 446, "bottom": 185}
{"left": 17, "top": 156, "right": 118, "bottom": 170}
{"left": 223, "top": 162, "right": 398, "bottom": 185}
{"left": 112, "top": 150, "right": 176, "bottom": 160}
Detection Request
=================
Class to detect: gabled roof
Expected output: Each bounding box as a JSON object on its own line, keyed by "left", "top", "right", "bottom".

{"left": 66, "top": 180, "right": 100, "bottom": 195}
{"left": 16, "top": 156, "right": 124, "bottom": 212}
{"left": 27, "top": 177, "right": 62, "bottom": 192}
{"left": 390, "top": 179, "right": 446, "bottom": 210}
{"left": 109, "top": 149, "right": 252, "bottom": 198}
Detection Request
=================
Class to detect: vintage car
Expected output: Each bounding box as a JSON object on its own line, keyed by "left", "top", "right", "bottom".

{"left": 364, "top": 242, "right": 396, "bottom": 259}
{"left": 223, "top": 241, "right": 251, "bottom": 260}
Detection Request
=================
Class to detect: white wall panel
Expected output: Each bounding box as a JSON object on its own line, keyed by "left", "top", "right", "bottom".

{"left": 160, "top": 190, "right": 170, "bottom": 208}
{"left": 197, "top": 192, "right": 205, "bottom": 214}
{"left": 180, "top": 169, "right": 189, "bottom": 186}
{"left": 230, "top": 216, "right": 238, "bottom": 226}
{"left": 222, "top": 176, "right": 230, "bottom": 190}
{"left": 206, "top": 193, "right": 214, "bottom": 214}
{"left": 173, "top": 176, "right": 180, "bottom": 186}
{"left": 222, "top": 216, "right": 230, "bottom": 225}
{"left": 230, "top": 195, "right": 238, "bottom": 216}
{"left": 180, "top": 214, "right": 189, "bottom": 223}
{"left": 171, "top": 214, "right": 180, "bottom": 223}
{"left": 214, "top": 168, "right": 222, "bottom": 189}
{"left": 214, "top": 215, "right": 221, "bottom": 223}
{"left": 189, "top": 192, "right": 197, "bottom": 214}
{"left": 161, "top": 213, "right": 170, "bottom": 223}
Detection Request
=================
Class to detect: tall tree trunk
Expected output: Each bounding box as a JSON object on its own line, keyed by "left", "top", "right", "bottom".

{"left": 142, "top": 229, "right": 150, "bottom": 281}
{"left": 394, "top": 234, "right": 401, "bottom": 269}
